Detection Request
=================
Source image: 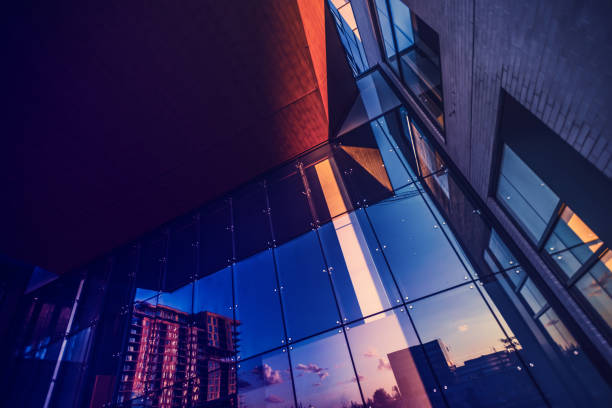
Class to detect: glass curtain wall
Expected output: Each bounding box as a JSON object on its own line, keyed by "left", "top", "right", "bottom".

{"left": 373, "top": 0, "right": 445, "bottom": 130}
{"left": 329, "top": 0, "right": 370, "bottom": 76}
{"left": 6, "top": 71, "right": 611, "bottom": 408}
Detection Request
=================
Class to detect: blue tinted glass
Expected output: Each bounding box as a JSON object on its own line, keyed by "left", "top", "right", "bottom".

{"left": 275, "top": 231, "right": 340, "bottom": 341}
{"left": 234, "top": 250, "right": 285, "bottom": 359}
{"left": 519, "top": 278, "right": 547, "bottom": 315}
{"left": 267, "top": 170, "right": 313, "bottom": 245}
{"left": 545, "top": 207, "right": 602, "bottom": 278}
{"left": 371, "top": 116, "right": 413, "bottom": 190}
{"left": 200, "top": 202, "right": 233, "bottom": 276}
{"left": 166, "top": 216, "right": 197, "bottom": 291}
{"left": 233, "top": 183, "right": 272, "bottom": 260}
{"left": 49, "top": 327, "right": 94, "bottom": 408}
{"left": 409, "top": 284, "right": 546, "bottom": 407}
{"left": 137, "top": 232, "right": 167, "bottom": 293}
{"left": 291, "top": 329, "right": 362, "bottom": 408}
{"left": 389, "top": 0, "right": 414, "bottom": 51}
{"left": 237, "top": 350, "right": 294, "bottom": 407}
{"left": 346, "top": 308, "right": 446, "bottom": 407}
{"left": 537, "top": 309, "right": 612, "bottom": 406}
{"left": 318, "top": 217, "right": 401, "bottom": 322}
{"left": 375, "top": 0, "right": 398, "bottom": 60}
{"left": 497, "top": 145, "right": 560, "bottom": 243}
{"left": 576, "top": 251, "right": 612, "bottom": 328}
{"left": 488, "top": 230, "right": 520, "bottom": 270}
{"left": 72, "top": 261, "right": 109, "bottom": 333}
{"left": 194, "top": 267, "right": 233, "bottom": 319}
{"left": 157, "top": 280, "right": 193, "bottom": 316}
{"left": 367, "top": 194, "right": 472, "bottom": 300}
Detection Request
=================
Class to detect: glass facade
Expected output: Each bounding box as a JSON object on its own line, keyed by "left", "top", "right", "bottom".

{"left": 496, "top": 143, "right": 612, "bottom": 334}
{"left": 329, "top": 0, "right": 370, "bottom": 76}
{"left": 373, "top": 0, "right": 445, "bottom": 130}
{"left": 6, "top": 69, "right": 611, "bottom": 408}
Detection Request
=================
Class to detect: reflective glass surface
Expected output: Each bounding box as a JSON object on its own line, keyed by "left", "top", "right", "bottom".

{"left": 409, "top": 283, "right": 547, "bottom": 407}
{"left": 290, "top": 329, "right": 362, "bottom": 408}
{"left": 234, "top": 250, "right": 285, "bottom": 359}
{"left": 576, "top": 250, "right": 612, "bottom": 328}
{"left": 545, "top": 206, "right": 603, "bottom": 278}
{"left": 497, "top": 145, "right": 560, "bottom": 243}
{"left": 347, "top": 308, "right": 445, "bottom": 407}
{"left": 237, "top": 350, "right": 294, "bottom": 408}
{"left": 12, "top": 103, "right": 611, "bottom": 408}
{"left": 275, "top": 231, "right": 340, "bottom": 341}
{"left": 367, "top": 192, "right": 472, "bottom": 301}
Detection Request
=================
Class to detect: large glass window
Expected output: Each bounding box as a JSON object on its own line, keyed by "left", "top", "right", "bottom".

{"left": 237, "top": 349, "right": 294, "bottom": 407}
{"left": 329, "top": 1, "right": 370, "bottom": 76}
{"left": 275, "top": 231, "right": 340, "bottom": 341}
{"left": 234, "top": 250, "right": 285, "bottom": 359}
{"left": 496, "top": 143, "right": 611, "bottom": 333}
{"left": 373, "top": 0, "right": 445, "bottom": 129}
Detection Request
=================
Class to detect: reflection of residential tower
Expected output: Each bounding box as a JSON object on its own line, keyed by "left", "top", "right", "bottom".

{"left": 118, "top": 301, "right": 236, "bottom": 406}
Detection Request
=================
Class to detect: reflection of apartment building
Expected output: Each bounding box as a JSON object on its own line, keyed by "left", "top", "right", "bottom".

{"left": 118, "top": 302, "right": 235, "bottom": 407}
{"left": 390, "top": 340, "right": 542, "bottom": 407}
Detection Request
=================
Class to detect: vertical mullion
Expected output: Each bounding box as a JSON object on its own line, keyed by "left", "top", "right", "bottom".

{"left": 536, "top": 201, "right": 564, "bottom": 251}
{"left": 263, "top": 178, "right": 299, "bottom": 408}
{"left": 384, "top": 0, "right": 404, "bottom": 83}
{"left": 227, "top": 198, "right": 238, "bottom": 408}
{"left": 361, "top": 206, "right": 450, "bottom": 407}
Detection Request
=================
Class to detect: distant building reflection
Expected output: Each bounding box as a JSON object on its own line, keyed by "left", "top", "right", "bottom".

{"left": 118, "top": 301, "right": 236, "bottom": 407}
{"left": 386, "top": 339, "right": 543, "bottom": 408}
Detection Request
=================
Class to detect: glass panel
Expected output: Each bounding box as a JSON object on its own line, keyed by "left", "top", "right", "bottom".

{"left": 488, "top": 230, "right": 520, "bottom": 271}
{"left": 346, "top": 308, "right": 445, "bottom": 407}
{"left": 519, "top": 278, "right": 547, "bottom": 315}
{"left": 389, "top": 0, "right": 414, "bottom": 52}
{"left": 374, "top": 0, "right": 399, "bottom": 73}
{"left": 7, "top": 338, "right": 62, "bottom": 407}
{"left": 334, "top": 125, "right": 394, "bottom": 207}
{"left": 49, "top": 326, "right": 94, "bottom": 408}
{"left": 166, "top": 215, "right": 197, "bottom": 291}
{"left": 367, "top": 193, "right": 472, "bottom": 301}
{"left": 234, "top": 250, "right": 285, "bottom": 359}
{"left": 18, "top": 275, "right": 81, "bottom": 354}
{"left": 318, "top": 217, "right": 401, "bottom": 322}
{"left": 194, "top": 266, "right": 234, "bottom": 326}
{"left": 237, "top": 350, "right": 294, "bottom": 407}
{"left": 497, "top": 145, "right": 560, "bottom": 243}
{"left": 576, "top": 250, "right": 612, "bottom": 328}
{"left": 545, "top": 206, "right": 603, "bottom": 278}
{"left": 275, "top": 231, "right": 340, "bottom": 341}
{"left": 72, "top": 260, "right": 109, "bottom": 333}
{"left": 267, "top": 169, "right": 313, "bottom": 245}
{"left": 137, "top": 232, "right": 167, "bottom": 294}
{"left": 200, "top": 201, "right": 233, "bottom": 277}
{"left": 108, "top": 245, "right": 138, "bottom": 315}
{"left": 538, "top": 309, "right": 612, "bottom": 406}
{"left": 371, "top": 116, "right": 414, "bottom": 191}
{"left": 290, "top": 329, "right": 363, "bottom": 408}
{"left": 411, "top": 120, "right": 445, "bottom": 178}
{"left": 409, "top": 284, "right": 546, "bottom": 407}
{"left": 233, "top": 183, "right": 272, "bottom": 260}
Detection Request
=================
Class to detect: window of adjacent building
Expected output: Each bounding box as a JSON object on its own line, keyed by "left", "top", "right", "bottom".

{"left": 329, "top": 0, "right": 370, "bottom": 76}
{"left": 496, "top": 143, "right": 611, "bottom": 333}
{"left": 373, "top": 0, "right": 445, "bottom": 130}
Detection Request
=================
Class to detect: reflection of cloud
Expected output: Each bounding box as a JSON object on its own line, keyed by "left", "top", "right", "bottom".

{"left": 296, "top": 363, "right": 330, "bottom": 385}
{"left": 264, "top": 395, "right": 284, "bottom": 403}
{"left": 363, "top": 347, "right": 379, "bottom": 358}
{"left": 457, "top": 324, "right": 469, "bottom": 332}
{"left": 377, "top": 358, "right": 391, "bottom": 371}
{"left": 252, "top": 364, "right": 283, "bottom": 385}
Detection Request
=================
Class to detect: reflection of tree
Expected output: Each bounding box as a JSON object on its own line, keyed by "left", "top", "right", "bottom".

{"left": 365, "top": 387, "right": 402, "bottom": 408}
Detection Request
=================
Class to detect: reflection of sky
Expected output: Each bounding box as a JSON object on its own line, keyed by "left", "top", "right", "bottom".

{"left": 410, "top": 284, "right": 507, "bottom": 365}
{"left": 346, "top": 310, "right": 418, "bottom": 401}
{"left": 291, "top": 330, "right": 361, "bottom": 408}
{"left": 367, "top": 194, "right": 470, "bottom": 300}
{"left": 238, "top": 351, "right": 294, "bottom": 408}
